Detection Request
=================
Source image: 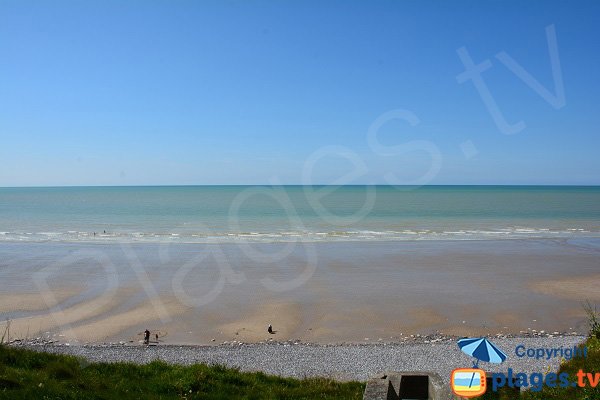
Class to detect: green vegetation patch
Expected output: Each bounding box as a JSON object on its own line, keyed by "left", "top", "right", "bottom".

{"left": 0, "top": 345, "right": 364, "bottom": 399}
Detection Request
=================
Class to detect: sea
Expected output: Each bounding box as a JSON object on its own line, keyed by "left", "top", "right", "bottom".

{"left": 1, "top": 185, "right": 599, "bottom": 244}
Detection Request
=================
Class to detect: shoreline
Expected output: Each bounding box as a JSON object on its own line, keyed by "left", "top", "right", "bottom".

{"left": 3, "top": 330, "right": 585, "bottom": 348}
{"left": 1, "top": 234, "right": 599, "bottom": 246}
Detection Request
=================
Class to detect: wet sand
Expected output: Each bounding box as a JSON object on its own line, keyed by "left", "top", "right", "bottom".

{"left": 0, "top": 238, "right": 598, "bottom": 344}
{"left": 530, "top": 274, "right": 600, "bottom": 301}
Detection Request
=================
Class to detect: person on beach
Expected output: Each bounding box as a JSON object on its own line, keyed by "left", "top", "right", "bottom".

{"left": 268, "top": 324, "right": 274, "bottom": 334}
{"left": 144, "top": 329, "right": 150, "bottom": 345}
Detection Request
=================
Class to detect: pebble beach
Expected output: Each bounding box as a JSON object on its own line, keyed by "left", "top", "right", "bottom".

{"left": 10, "top": 334, "right": 587, "bottom": 383}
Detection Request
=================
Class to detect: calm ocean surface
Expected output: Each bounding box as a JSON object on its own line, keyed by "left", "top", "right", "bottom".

{"left": 1, "top": 185, "right": 599, "bottom": 243}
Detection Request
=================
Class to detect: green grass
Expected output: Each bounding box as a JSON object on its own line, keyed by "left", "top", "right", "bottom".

{"left": 0, "top": 345, "right": 365, "bottom": 399}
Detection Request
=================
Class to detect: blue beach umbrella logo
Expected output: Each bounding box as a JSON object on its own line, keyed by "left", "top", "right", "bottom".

{"left": 458, "top": 337, "right": 507, "bottom": 367}
{"left": 452, "top": 337, "right": 508, "bottom": 395}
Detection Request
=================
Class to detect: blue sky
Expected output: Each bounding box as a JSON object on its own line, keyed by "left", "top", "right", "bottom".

{"left": 1, "top": 0, "right": 599, "bottom": 186}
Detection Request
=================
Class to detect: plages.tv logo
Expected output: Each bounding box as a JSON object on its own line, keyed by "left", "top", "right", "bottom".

{"left": 451, "top": 337, "right": 507, "bottom": 398}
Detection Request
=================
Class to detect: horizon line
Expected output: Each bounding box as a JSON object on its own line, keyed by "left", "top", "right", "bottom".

{"left": 1, "top": 184, "right": 599, "bottom": 189}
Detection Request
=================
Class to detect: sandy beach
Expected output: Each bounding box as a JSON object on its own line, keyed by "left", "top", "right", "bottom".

{"left": 0, "top": 238, "right": 598, "bottom": 346}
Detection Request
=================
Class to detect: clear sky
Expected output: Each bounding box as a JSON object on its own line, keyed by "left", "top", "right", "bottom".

{"left": 1, "top": 0, "right": 599, "bottom": 186}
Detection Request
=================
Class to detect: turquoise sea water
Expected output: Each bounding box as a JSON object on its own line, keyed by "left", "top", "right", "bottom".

{"left": 0, "top": 186, "right": 599, "bottom": 243}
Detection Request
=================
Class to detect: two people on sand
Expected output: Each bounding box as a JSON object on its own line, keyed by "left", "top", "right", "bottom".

{"left": 141, "top": 326, "right": 273, "bottom": 346}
